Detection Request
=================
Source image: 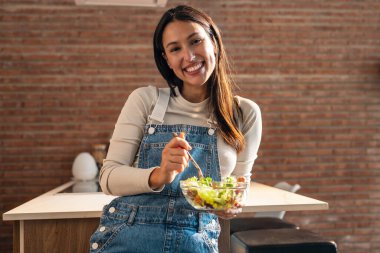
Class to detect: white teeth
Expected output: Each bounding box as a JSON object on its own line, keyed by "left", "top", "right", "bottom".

{"left": 185, "top": 62, "right": 202, "bottom": 72}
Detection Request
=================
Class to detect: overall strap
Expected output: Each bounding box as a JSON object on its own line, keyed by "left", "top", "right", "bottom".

{"left": 148, "top": 88, "right": 170, "bottom": 124}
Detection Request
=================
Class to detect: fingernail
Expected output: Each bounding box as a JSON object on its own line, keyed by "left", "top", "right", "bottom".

{"left": 188, "top": 146, "right": 192, "bottom": 150}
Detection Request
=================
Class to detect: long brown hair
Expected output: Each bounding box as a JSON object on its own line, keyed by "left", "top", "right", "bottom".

{"left": 153, "top": 5, "right": 245, "bottom": 152}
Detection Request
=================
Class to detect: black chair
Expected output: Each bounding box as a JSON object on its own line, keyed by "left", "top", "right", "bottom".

{"left": 231, "top": 228, "right": 338, "bottom": 253}
{"left": 230, "top": 217, "right": 298, "bottom": 234}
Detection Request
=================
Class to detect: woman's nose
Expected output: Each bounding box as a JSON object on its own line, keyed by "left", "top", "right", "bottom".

{"left": 184, "top": 49, "right": 196, "bottom": 62}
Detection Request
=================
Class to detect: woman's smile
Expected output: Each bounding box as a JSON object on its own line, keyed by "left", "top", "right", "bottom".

{"left": 183, "top": 61, "right": 204, "bottom": 74}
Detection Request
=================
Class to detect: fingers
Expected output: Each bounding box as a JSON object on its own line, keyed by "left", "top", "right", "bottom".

{"left": 212, "top": 208, "right": 242, "bottom": 220}
{"left": 212, "top": 211, "right": 236, "bottom": 220}
{"left": 228, "top": 208, "right": 242, "bottom": 215}
{"left": 157, "top": 133, "right": 192, "bottom": 184}
{"left": 159, "top": 133, "right": 191, "bottom": 183}
{"left": 163, "top": 133, "right": 191, "bottom": 171}
{"left": 166, "top": 149, "right": 189, "bottom": 171}
{"left": 168, "top": 132, "right": 192, "bottom": 150}
{"left": 163, "top": 147, "right": 189, "bottom": 166}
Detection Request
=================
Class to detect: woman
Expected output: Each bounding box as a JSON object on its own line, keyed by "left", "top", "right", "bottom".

{"left": 90, "top": 5, "right": 262, "bottom": 253}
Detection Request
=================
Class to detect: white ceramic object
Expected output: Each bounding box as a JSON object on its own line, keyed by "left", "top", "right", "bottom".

{"left": 72, "top": 152, "right": 98, "bottom": 181}
{"left": 72, "top": 181, "right": 99, "bottom": 193}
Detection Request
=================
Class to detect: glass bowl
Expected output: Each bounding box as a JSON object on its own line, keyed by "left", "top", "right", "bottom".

{"left": 180, "top": 176, "right": 248, "bottom": 211}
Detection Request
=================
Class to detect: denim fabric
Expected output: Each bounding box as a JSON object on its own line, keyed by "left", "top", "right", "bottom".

{"left": 90, "top": 124, "right": 221, "bottom": 253}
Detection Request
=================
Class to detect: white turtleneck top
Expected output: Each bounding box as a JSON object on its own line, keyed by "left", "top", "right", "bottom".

{"left": 99, "top": 86, "right": 262, "bottom": 196}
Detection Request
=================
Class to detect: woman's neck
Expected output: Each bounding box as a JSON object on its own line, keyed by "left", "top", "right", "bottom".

{"left": 181, "top": 85, "right": 208, "bottom": 103}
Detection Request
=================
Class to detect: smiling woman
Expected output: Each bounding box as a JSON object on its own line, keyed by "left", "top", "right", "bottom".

{"left": 90, "top": 5, "right": 262, "bottom": 253}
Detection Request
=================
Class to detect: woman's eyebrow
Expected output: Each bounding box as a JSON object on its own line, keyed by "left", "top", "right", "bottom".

{"left": 165, "top": 32, "right": 200, "bottom": 49}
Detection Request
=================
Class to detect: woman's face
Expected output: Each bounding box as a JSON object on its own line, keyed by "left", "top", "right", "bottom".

{"left": 162, "top": 20, "right": 216, "bottom": 91}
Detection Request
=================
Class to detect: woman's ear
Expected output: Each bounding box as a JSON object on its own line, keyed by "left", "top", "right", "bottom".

{"left": 162, "top": 52, "right": 167, "bottom": 60}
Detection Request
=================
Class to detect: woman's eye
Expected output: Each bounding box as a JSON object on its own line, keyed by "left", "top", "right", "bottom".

{"left": 170, "top": 47, "right": 180, "bottom": 53}
{"left": 192, "top": 38, "right": 203, "bottom": 45}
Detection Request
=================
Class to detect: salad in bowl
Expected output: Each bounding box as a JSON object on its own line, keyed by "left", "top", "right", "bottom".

{"left": 180, "top": 176, "right": 248, "bottom": 210}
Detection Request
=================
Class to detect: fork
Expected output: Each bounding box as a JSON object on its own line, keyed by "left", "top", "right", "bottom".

{"left": 172, "top": 132, "right": 204, "bottom": 178}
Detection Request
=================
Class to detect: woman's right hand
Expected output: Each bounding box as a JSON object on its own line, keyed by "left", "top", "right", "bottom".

{"left": 148, "top": 132, "right": 191, "bottom": 189}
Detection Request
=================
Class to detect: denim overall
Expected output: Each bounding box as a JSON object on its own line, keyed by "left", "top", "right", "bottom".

{"left": 90, "top": 88, "right": 221, "bottom": 253}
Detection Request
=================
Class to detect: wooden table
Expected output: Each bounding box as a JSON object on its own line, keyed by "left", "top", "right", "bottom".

{"left": 3, "top": 181, "right": 328, "bottom": 253}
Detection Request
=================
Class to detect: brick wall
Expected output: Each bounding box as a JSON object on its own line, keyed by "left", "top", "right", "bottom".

{"left": 1, "top": 0, "right": 379, "bottom": 252}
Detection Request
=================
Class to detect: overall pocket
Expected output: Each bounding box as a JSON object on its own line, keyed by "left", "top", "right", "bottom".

{"left": 89, "top": 200, "right": 138, "bottom": 252}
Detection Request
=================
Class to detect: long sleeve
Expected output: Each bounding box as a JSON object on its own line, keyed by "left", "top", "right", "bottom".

{"left": 99, "top": 86, "right": 160, "bottom": 196}
{"left": 231, "top": 97, "right": 262, "bottom": 181}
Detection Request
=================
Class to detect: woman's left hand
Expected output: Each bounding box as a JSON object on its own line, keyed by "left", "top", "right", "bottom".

{"left": 211, "top": 207, "right": 243, "bottom": 220}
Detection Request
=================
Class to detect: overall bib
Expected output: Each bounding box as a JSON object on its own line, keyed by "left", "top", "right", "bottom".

{"left": 90, "top": 89, "right": 222, "bottom": 253}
